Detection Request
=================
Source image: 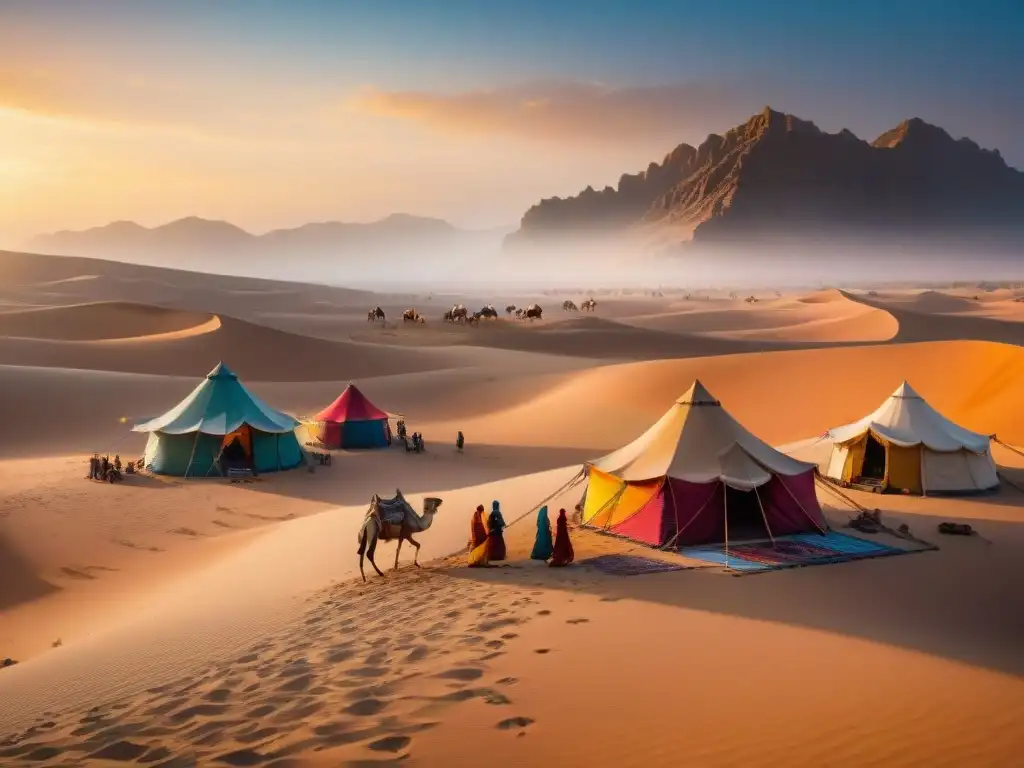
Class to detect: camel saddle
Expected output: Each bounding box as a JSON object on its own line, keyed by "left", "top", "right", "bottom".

{"left": 371, "top": 492, "right": 409, "bottom": 528}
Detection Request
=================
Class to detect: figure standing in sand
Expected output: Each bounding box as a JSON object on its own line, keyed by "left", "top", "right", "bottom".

{"left": 456, "top": 431, "right": 464, "bottom": 451}
{"left": 549, "top": 508, "right": 574, "bottom": 567}
{"left": 488, "top": 500, "right": 507, "bottom": 561}
{"left": 468, "top": 504, "right": 489, "bottom": 567}
{"left": 531, "top": 505, "right": 554, "bottom": 561}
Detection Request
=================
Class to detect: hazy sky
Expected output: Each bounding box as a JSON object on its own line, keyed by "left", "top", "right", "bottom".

{"left": 1, "top": 0, "right": 1021, "bottom": 246}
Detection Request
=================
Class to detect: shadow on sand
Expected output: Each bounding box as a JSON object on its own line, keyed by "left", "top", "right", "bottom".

{"left": 129, "top": 444, "right": 596, "bottom": 510}
{"left": 443, "top": 507, "right": 1024, "bottom": 679}
{"left": 0, "top": 533, "right": 60, "bottom": 611}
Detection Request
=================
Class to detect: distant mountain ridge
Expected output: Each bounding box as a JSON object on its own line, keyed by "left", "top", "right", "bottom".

{"left": 29, "top": 213, "right": 509, "bottom": 260}
{"left": 505, "top": 107, "right": 1024, "bottom": 250}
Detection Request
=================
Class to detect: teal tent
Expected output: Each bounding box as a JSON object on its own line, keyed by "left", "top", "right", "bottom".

{"left": 133, "top": 362, "right": 304, "bottom": 477}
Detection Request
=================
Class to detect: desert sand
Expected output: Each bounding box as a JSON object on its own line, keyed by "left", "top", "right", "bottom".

{"left": 0, "top": 251, "right": 1022, "bottom": 767}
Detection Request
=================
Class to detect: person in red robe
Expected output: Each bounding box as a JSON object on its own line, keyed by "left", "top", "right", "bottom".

{"left": 487, "top": 500, "right": 507, "bottom": 562}
{"left": 549, "top": 508, "right": 574, "bottom": 567}
{"left": 468, "top": 504, "right": 489, "bottom": 567}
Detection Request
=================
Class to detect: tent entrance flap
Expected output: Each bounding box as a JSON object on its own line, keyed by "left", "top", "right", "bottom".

{"left": 221, "top": 425, "right": 253, "bottom": 470}
{"left": 861, "top": 434, "right": 886, "bottom": 481}
{"left": 723, "top": 485, "right": 771, "bottom": 542}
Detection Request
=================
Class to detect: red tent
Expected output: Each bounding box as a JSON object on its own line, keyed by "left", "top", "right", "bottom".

{"left": 312, "top": 385, "right": 392, "bottom": 449}
{"left": 315, "top": 384, "right": 389, "bottom": 422}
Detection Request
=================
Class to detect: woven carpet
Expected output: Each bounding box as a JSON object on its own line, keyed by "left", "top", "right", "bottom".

{"left": 681, "top": 531, "right": 907, "bottom": 573}
{"left": 580, "top": 554, "right": 690, "bottom": 576}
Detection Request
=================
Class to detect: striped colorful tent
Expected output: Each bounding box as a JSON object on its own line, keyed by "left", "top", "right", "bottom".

{"left": 822, "top": 381, "right": 998, "bottom": 495}
{"left": 133, "top": 362, "right": 304, "bottom": 477}
{"left": 582, "top": 380, "right": 826, "bottom": 547}
{"left": 309, "top": 384, "right": 392, "bottom": 449}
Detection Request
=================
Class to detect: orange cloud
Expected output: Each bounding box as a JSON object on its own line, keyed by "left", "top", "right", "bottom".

{"left": 352, "top": 81, "right": 767, "bottom": 143}
{"left": 0, "top": 65, "right": 333, "bottom": 147}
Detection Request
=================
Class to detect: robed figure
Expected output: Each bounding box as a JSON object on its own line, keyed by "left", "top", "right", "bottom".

{"left": 531, "top": 505, "right": 554, "bottom": 561}
{"left": 549, "top": 508, "right": 575, "bottom": 567}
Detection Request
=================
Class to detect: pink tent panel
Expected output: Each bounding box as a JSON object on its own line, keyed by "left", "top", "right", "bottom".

{"left": 665, "top": 478, "right": 726, "bottom": 547}
{"left": 609, "top": 487, "right": 668, "bottom": 546}
{"left": 758, "top": 471, "right": 826, "bottom": 536}
{"left": 314, "top": 384, "right": 389, "bottom": 423}
{"left": 661, "top": 470, "right": 824, "bottom": 547}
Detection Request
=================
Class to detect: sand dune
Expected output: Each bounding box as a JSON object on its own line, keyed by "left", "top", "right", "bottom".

{"left": 1, "top": 252, "right": 1023, "bottom": 767}
{"left": 615, "top": 289, "right": 897, "bottom": 343}
{"left": 851, "top": 290, "right": 1024, "bottom": 346}
{"left": 797, "top": 287, "right": 846, "bottom": 303}
{"left": 427, "top": 339, "right": 1024, "bottom": 453}
{"left": 861, "top": 288, "right": 1024, "bottom": 321}
{"left": 0, "top": 309, "right": 459, "bottom": 380}
{"left": 0, "top": 302, "right": 217, "bottom": 341}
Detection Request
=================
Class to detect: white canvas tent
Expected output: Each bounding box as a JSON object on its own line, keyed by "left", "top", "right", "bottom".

{"left": 822, "top": 382, "right": 998, "bottom": 494}
{"left": 591, "top": 380, "right": 816, "bottom": 489}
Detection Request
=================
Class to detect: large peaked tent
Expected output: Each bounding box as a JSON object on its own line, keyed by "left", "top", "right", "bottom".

{"left": 582, "top": 380, "right": 826, "bottom": 547}
{"left": 822, "top": 381, "right": 998, "bottom": 495}
{"left": 309, "top": 384, "right": 391, "bottom": 449}
{"left": 133, "top": 362, "right": 304, "bottom": 477}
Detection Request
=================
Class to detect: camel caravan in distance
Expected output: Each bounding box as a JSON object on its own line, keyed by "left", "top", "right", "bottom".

{"left": 563, "top": 298, "right": 598, "bottom": 312}
{"left": 443, "top": 304, "right": 500, "bottom": 325}
{"left": 367, "top": 301, "right": 553, "bottom": 327}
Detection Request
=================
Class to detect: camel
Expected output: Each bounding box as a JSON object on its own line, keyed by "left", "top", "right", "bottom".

{"left": 563, "top": 300, "right": 578, "bottom": 312}
{"left": 514, "top": 308, "right": 525, "bottom": 319}
{"left": 447, "top": 305, "right": 468, "bottom": 323}
{"left": 368, "top": 306, "right": 385, "bottom": 322}
{"left": 505, "top": 304, "right": 517, "bottom": 315}
{"left": 581, "top": 298, "right": 597, "bottom": 312}
{"left": 478, "top": 306, "right": 498, "bottom": 319}
{"left": 525, "top": 304, "right": 543, "bottom": 320}
{"left": 356, "top": 490, "right": 443, "bottom": 581}
{"left": 403, "top": 308, "right": 424, "bottom": 323}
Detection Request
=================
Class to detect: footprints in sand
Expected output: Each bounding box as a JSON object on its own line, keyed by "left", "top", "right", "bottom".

{"left": 345, "top": 698, "right": 389, "bottom": 717}
{"left": 58, "top": 564, "right": 118, "bottom": 580}
{"left": 368, "top": 734, "right": 412, "bottom": 753}
{"left": 404, "top": 646, "right": 429, "bottom": 663}
{"left": 88, "top": 739, "right": 149, "bottom": 761}
{"left": 0, "top": 569, "right": 557, "bottom": 765}
{"left": 114, "top": 537, "right": 164, "bottom": 553}
{"left": 435, "top": 667, "right": 484, "bottom": 682}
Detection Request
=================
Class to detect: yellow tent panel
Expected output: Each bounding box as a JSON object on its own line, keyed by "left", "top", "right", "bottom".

{"left": 584, "top": 467, "right": 662, "bottom": 529}
{"left": 884, "top": 443, "right": 922, "bottom": 494}
{"left": 841, "top": 435, "right": 866, "bottom": 482}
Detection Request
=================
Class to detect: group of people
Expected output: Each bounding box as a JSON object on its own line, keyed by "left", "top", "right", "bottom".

{"left": 87, "top": 453, "right": 127, "bottom": 483}
{"left": 467, "top": 502, "right": 574, "bottom": 567}
{"left": 393, "top": 419, "right": 425, "bottom": 453}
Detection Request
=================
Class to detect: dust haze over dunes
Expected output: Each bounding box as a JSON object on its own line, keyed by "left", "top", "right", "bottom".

{"left": 0, "top": 250, "right": 1023, "bottom": 768}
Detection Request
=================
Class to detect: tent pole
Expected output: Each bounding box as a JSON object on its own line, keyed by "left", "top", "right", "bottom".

{"left": 919, "top": 446, "right": 927, "bottom": 497}
{"left": 669, "top": 478, "right": 681, "bottom": 547}
{"left": 662, "top": 484, "right": 718, "bottom": 551}
{"left": 723, "top": 480, "right": 729, "bottom": 570}
{"left": 601, "top": 481, "right": 629, "bottom": 530}
{"left": 184, "top": 430, "right": 202, "bottom": 478}
{"left": 737, "top": 455, "right": 776, "bottom": 546}
{"left": 752, "top": 483, "right": 776, "bottom": 547}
